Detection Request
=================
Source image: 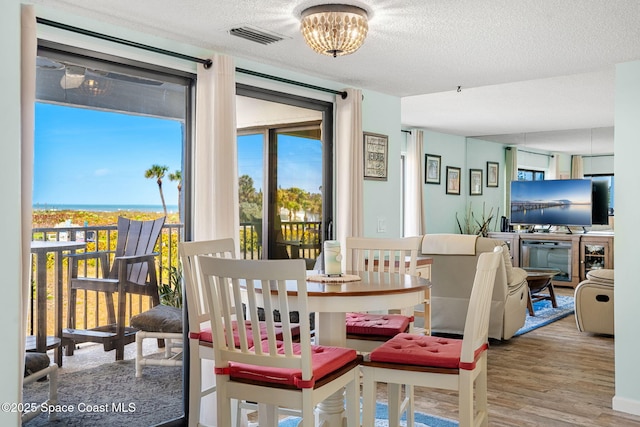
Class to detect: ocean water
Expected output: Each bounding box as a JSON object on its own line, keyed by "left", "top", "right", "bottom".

{"left": 33, "top": 203, "right": 179, "bottom": 213}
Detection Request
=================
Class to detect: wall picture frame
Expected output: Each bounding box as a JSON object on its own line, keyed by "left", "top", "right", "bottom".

{"left": 446, "top": 166, "right": 461, "bottom": 195}
{"left": 363, "top": 132, "right": 388, "bottom": 180}
{"left": 470, "top": 168, "right": 483, "bottom": 195}
{"left": 487, "top": 161, "right": 499, "bottom": 187}
{"left": 425, "top": 154, "right": 441, "bottom": 184}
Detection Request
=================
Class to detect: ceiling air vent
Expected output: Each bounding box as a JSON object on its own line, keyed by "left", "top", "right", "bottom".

{"left": 229, "top": 26, "right": 285, "bottom": 45}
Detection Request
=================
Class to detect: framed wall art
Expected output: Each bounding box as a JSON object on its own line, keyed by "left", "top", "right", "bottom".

{"left": 470, "top": 168, "right": 483, "bottom": 195}
{"left": 446, "top": 166, "right": 461, "bottom": 195}
{"left": 487, "top": 161, "right": 499, "bottom": 187}
{"left": 363, "top": 132, "right": 388, "bottom": 180}
{"left": 425, "top": 154, "right": 441, "bottom": 184}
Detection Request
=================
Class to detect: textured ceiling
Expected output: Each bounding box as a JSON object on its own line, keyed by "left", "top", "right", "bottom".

{"left": 32, "top": 0, "right": 640, "bottom": 155}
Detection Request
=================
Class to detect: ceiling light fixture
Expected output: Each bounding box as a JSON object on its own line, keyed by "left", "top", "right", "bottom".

{"left": 300, "top": 4, "right": 369, "bottom": 58}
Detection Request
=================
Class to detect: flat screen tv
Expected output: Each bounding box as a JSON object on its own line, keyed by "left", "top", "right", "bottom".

{"left": 591, "top": 180, "right": 610, "bottom": 225}
{"left": 510, "top": 179, "right": 592, "bottom": 227}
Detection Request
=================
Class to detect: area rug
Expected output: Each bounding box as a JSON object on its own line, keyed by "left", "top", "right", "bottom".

{"left": 279, "top": 401, "right": 458, "bottom": 427}
{"left": 513, "top": 294, "right": 574, "bottom": 337}
{"left": 22, "top": 359, "right": 183, "bottom": 426}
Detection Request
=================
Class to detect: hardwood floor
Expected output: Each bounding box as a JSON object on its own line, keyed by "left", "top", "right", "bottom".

{"left": 377, "top": 288, "right": 640, "bottom": 426}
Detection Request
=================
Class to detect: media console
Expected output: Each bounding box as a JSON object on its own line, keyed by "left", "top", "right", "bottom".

{"left": 488, "top": 232, "right": 614, "bottom": 288}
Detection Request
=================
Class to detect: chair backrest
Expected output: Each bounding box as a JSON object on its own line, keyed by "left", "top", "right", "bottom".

{"left": 345, "top": 236, "right": 422, "bottom": 275}
{"left": 109, "top": 216, "right": 166, "bottom": 284}
{"left": 460, "top": 246, "right": 502, "bottom": 365}
{"left": 197, "top": 257, "right": 312, "bottom": 380}
{"left": 179, "top": 238, "right": 236, "bottom": 335}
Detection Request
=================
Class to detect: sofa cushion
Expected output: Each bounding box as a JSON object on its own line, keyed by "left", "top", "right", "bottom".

{"left": 500, "top": 243, "right": 514, "bottom": 284}
{"left": 586, "top": 268, "right": 614, "bottom": 286}
{"left": 421, "top": 234, "right": 478, "bottom": 255}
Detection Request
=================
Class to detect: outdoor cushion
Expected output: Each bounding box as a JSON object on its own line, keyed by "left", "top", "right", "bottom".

{"left": 192, "top": 321, "right": 300, "bottom": 348}
{"left": 24, "top": 352, "right": 51, "bottom": 378}
{"left": 130, "top": 304, "right": 183, "bottom": 333}
{"left": 345, "top": 312, "right": 410, "bottom": 337}
{"left": 222, "top": 341, "right": 358, "bottom": 388}
{"left": 369, "top": 333, "right": 487, "bottom": 370}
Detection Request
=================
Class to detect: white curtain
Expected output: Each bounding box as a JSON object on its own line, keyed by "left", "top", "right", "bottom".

{"left": 193, "top": 55, "right": 239, "bottom": 246}
{"left": 571, "top": 155, "right": 584, "bottom": 179}
{"left": 505, "top": 147, "right": 518, "bottom": 215}
{"left": 336, "top": 88, "right": 364, "bottom": 258}
{"left": 20, "top": 4, "right": 36, "bottom": 394}
{"left": 404, "top": 129, "right": 425, "bottom": 236}
{"left": 548, "top": 153, "right": 560, "bottom": 179}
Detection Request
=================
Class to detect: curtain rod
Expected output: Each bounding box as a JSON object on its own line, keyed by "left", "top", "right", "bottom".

{"left": 506, "top": 146, "right": 554, "bottom": 158}
{"left": 36, "top": 17, "right": 348, "bottom": 99}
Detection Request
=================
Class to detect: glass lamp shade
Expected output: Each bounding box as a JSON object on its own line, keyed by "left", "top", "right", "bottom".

{"left": 300, "top": 4, "right": 369, "bottom": 57}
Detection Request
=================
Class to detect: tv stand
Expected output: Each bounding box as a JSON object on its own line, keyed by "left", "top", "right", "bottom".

{"left": 488, "top": 232, "right": 614, "bottom": 288}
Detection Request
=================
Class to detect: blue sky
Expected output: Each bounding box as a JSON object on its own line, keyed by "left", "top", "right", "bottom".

{"left": 34, "top": 103, "right": 321, "bottom": 207}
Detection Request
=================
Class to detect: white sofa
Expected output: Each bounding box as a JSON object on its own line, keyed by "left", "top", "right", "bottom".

{"left": 421, "top": 234, "right": 528, "bottom": 340}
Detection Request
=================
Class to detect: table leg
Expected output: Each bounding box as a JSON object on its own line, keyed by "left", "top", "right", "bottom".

{"left": 527, "top": 291, "right": 535, "bottom": 316}
{"left": 548, "top": 282, "right": 558, "bottom": 308}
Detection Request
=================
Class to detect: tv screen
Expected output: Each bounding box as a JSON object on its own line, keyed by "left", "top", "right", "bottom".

{"left": 510, "top": 179, "right": 592, "bottom": 227}
{"left": 591, "top": 180, "right": 609, "bottom": 225}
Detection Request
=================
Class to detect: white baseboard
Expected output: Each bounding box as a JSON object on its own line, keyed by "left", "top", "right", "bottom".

{"left": 612, "top": 395, "right": 640, "bottom": 416}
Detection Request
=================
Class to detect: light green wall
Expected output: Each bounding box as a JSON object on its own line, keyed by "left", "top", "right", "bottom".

{"left": 613, "top": 60, "right": 640, "bottom": 415}
{"left": 1, "top": 1, "right": 24, "bottom": 425}
{"left": 421, "top": 131, "right": 506, "bottom": 233}
{"left": 362, "top": 91, "right": 402, "bottom": 237}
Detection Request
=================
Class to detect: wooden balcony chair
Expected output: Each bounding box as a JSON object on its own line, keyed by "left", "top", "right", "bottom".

{"left": 360, "top": 247, "right": 503, "bottom": 427}
{"left": 344, "top": 236, "right": 424, "bottom": 353}
{"left": 198, "top": 256, "right": 361, "bottom": 427}
{"left": 64, "top": 216, "right": 166, "bottom": 361}
{"left": 179, "top": 239, "right": 301, "bottom": 427}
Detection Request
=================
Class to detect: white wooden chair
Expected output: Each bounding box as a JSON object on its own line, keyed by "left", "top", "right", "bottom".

{"left": 360, "top": 246, "right": 502, "bottom": 427}
{"left": 198, "top": 256, "right": 361, "bottom": 427}
{"left": 180, "top": 239, "right": 301, "bottom": 427}
{"left": 344, "top": 236, "right": 423, "bottom": 352}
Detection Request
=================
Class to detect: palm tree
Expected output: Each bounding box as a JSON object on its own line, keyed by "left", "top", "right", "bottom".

{"left": 168, "top": 170, "right": 182, "bottom": 218}
{"left": 145, "top": 164, "right": 169, "bottom": 216}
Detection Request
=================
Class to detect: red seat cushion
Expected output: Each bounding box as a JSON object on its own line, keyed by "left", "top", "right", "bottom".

{"left": 192, "top": 321, "right": 300, "bottom": 347}
{"left": 224, "top": 341, "right": 358, "bottom": 388}
{"left": 345, "top": 312, "right": 410, "bottom": 337}
{"left": 369, "top": 333, "right": 487, "bottom": 370}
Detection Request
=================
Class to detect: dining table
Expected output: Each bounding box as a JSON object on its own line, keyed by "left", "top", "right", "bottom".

{"left": 256, "top": 269, "right": 431, "bottom": 427}
{"left": 29, "top": 240, "right": 86, "bottom": 366}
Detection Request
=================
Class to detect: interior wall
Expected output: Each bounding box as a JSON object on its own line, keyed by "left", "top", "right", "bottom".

{"left": 362, "top": 90, "right": 402, "bottom": 237}
{"left": 613, "top": 60, "right": 640, "bottom": 416}
{"left": 422, "top": 130, "right": 467, "bottom": 233}
{"left": 1, "top": 1, "right": 24, "bottom": 425}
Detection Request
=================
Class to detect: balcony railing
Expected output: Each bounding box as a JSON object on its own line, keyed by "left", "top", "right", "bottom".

{"left": 29, "top": 220, "right": 321, "bottom": 340}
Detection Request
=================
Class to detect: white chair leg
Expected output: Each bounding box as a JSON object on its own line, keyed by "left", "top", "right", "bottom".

{"left": 135, "top": 332, "right": 144, "bottom": 378}
{"left": 361, "top": 367, "right": 377, "bottom": 427}
{"left": 345, "top": 373, "right": 359, "bottom": 426}
{"left": 388, "top": 382, "right": 402, "bottom": 427}
{"left": 459, "top": 370, "right": 474, "bottom": 427}
{"left": 405, "top": 384, "right": 415, "bottom": 427}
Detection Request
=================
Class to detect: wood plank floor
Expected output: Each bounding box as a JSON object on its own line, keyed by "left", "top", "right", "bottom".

{"left": 376, "top": 288, "right": 640, "bottom": 426}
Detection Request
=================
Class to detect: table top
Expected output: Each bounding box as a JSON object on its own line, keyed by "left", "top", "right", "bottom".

{"left": 30, "top": 240, "right": 87, "bottom": 252}
{"left": 523, "top": 267, "right": 561, "bottom": 279}
{"left": 306, "top": 270, "right": 430, "bottom": 296}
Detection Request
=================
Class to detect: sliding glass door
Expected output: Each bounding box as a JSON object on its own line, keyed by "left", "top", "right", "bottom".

{"left": 236, "top": 86, "right": 333, "bottom": 266}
